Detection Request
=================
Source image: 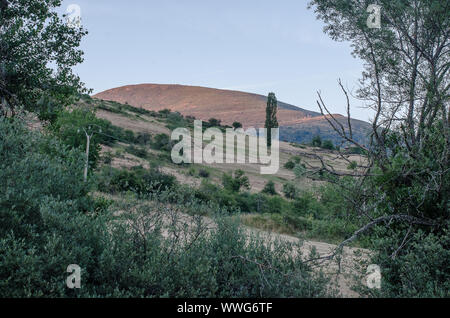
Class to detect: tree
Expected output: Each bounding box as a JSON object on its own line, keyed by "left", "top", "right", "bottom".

{"left": 262, "top": 180, "right": 277, "bottom": 196}
{"left": 311, "top": 135, "right": 322, "bottom": 147}
{"left": 308, "top": 0, "right": 449, "bottom": 296}
{"left": 282, "top": 183, "right": 298, "bottom": 199}
{"left": 321, "top": 140, "right": 335, "bottom": 150}
{"left": 265, "top": 92, "right": 279, "bottom": 148}
{"left": 232, "top": 121, "right": 243, "bottom": 129}
{"left": 208, "top": 118, "right": 221, "bottom": 127}
{"left": 0, "top": 0, "right": 88, "bottom": 119}
{"left": 49, "top": 108, "right": 106, "bottom": 174}
{"left": 222, "top": 169, "right": 250, "bottom": 193}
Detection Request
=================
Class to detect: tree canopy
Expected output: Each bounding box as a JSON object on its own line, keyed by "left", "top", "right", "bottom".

{"left": 0, "top": 0, "right": 88, "bottom": 119}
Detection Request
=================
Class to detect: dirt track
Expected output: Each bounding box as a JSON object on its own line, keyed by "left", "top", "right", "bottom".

{"left": 117, "top": 202, "right": 370, "bottom": 298}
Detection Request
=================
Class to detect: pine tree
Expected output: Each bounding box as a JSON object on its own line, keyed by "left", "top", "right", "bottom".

{"left": 264, "top": 92, "right": 279, "bottom": 148}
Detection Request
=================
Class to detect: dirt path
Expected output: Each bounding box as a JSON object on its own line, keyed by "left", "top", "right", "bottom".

{"left": 110, "top": 196, "right": 369, "bottom": 298}
{"left": 244, "top": 226, "right": 369, "bottom": 297}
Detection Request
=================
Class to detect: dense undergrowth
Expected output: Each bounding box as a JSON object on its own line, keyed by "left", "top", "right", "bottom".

{"left": 0, "top": 118, "right": 333, "bottom": 297}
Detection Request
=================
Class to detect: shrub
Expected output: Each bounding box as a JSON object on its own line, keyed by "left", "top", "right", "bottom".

{"left": 158, "top": 109, "right": 171, "bottom": 117}
{"left": 97, "top": 166, "right": 178, "bottom": 195}
{"left": 222, "top": 170, "right": 250, "bottom": 193}
{"left": 198, "top": 169, "right": 210, "bottom": 178}
{"left": 232, "top": 121, "right": 243, "bottom": 129}
{"left": 187, "top": 167, "right": 197, "bottom": 176}
{"left": 49, "top": 108, "right": 104, "bottom": 169}
{"left": 123, "top": 130, "right": 136, "bottom": 143}
{"left": 151, "top": 133, "right": 172, "bottom": 152}
{"left": 135, "top": 132, "right": 152, "bottom": 145}
{"left": 365, "top": 228, "right": 450, "bottom": 298}
{"left": 102, "top": 151, "right": 113, "bottom": 164}
{"left": 321, "top": 140, "right": 335, "bottom": 150}
{"left": 284, "top": 160, "right": 295, "bottom": 170}
{"left": 126, "top": 145, "right": 148, "bottom": 159}
{"left": 261, "top": 181, "right": 277, "bottom": 196}
{"left": 311, "top": 135, "right": 322, "bottom": 147}
{"left": 347, "top": 161, "right": 357, "bottom": 170}
{"left": 282, "top": 183, "right": 297, "bottom": 199}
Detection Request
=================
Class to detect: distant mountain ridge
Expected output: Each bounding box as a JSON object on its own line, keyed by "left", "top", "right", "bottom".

{"left": 93, "top": 84, "right": 370, "bottom": 145}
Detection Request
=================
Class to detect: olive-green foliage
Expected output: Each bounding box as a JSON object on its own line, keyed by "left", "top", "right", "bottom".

{"left": 232, "top": 122, "right": 243, "bottom": 129}
{"left": 135, "top": 132, "right": 152, "bottom": 145}
{"left": 261, "top": 181, "right": 277, "bottom": 196}
{"left": 347, "top": 161, "right": 357, "bottom": 170}
{"left": 284, "top": 160, "right": 295, "bottom": 170}
{"left": 222, "top": 170, "right": 250, "bottom": 193}
{"left": 198, "top": 169, "right": 210, "bottom": 178}
{"left": 151, "top": 133, "right": 173, "bottom": 152}
{"left": 282, "top": 183, "right": 298, "bottom": 199}
{"left": 0, "top": 0, "right": 88, "bottom": 119}
{"left": 0, "top": 118, "right": 93, "bottom": 238}
{"left": 0, "top": 119, "right": 330, "bottom": 297}
{"left": 311, "top": 135, "right": 322, "bottom": 147}
{"left": 97, "top": 166, "right": 178, "bottom": 195}
{"left": 264, "top": 92, "right": 279, "bottom": 148}
{"left": 125, "top": 145, "right": 148, "bottom": 159}
{"left": 321, "top": 140, "right": 335, "bottom": 150}
{"left": 49, "top": 108, "right": 137, "bottom": 168}
{"left": 310, "top": 0, "right": 449, "bottom": 296}
{"left": 49, "top": 108, "right": 104, "bottom": 168}
{"left": 207, "top": 118, "right": 221, "bottom": 127}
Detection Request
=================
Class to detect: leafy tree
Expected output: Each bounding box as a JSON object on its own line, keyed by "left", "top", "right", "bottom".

{"left": 0, "top": 119, "right": 331, "bottom": 297}
{"left": 261, "top": 181, "right": 277, "bottom": 196}
{"left": 321, "top": 139, "right": 335, "bottom": 150}
{"left": 222, "top": 169, "right": 250, "bottom": 193}
{"left": 264, "top": 92, "right": 279, "bottom": 148}
{"left": 151, "top": 133, "right": 172, "bottom": 152}
{"left": 232, "top": 121, "right": 243, "bottom": 129}
{"left": 0, "top": 0, "right": 88, "bottom": 119}
{"left": 49, "top": 108, "right": 106, "bottom": 169}
{"left": 309, "top": 0, "right": 449, "bottom": 297}
{"left": 284, "top": 160, "right": 295, "bottom": 170}
{"left": 311, "top": 135, "right": 322, "bottom": 147}
{"left": 282, "top": 183, "right": 298, "bottom": 199}
{"left": 208, "top": 118, "right": 221, "bottom": 127}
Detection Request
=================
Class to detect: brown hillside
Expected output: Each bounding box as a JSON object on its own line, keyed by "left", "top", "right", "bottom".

{"left": 93, "top": 84, "right": 323, "bottom": 128}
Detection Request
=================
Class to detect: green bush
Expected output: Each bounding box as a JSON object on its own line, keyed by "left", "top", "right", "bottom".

{"left": 125, "top": 145, "right": 148, "bottom": 159}
{"left": 48, "top": 108, "right": 104, "bottom": 169}
{"left": 321, "top": 140, "right": 335, "bottom": 150}
{"left": 363, "top": 227, "right": 450, "bottom": 297}
{"left": 207, "top": 118, "right": 221, "bottom": 127}
{"left": 97, "top": 166, "right": 178, "bottom": 195}
{"left": 102, "top": 151, "right": 113, "bottom": 164}
{"left": 151, "top": 133, "right": 173, "bottom": 152}
{"left": 311, "top": 135, "right": 322, "bottom": 147}
{"left": 222, "top": 170, "right": 250, "bottom": 193}
{"left": 135, "top": 132, "right": 152, "bottom": 145}
{"left": 284, "top": 160, "right": 295, "bottom": 170}
{"left": 261, "top": 181, "right": 277, "bottom": 196}
{"left": 282, "top": 183, "right": 298, "bottom": 199}
{"left": 232, "top": 121, "right": 243, "bottom": 129}
{"left": 198, "top": 169, "right": 210, "bottom": 178}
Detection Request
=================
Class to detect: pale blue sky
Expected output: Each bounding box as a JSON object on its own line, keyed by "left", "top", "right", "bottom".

{"left": 59, "top": 0, "right": 371, "bottom": 121}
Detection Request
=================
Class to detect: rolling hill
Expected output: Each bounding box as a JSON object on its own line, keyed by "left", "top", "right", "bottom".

{"left": 93, "top": 84, "right": 370, "bottom": 145}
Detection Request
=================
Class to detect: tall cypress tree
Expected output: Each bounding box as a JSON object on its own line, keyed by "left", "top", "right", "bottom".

{"left": 265, "top": 92, "right": 279, "bottom": 148}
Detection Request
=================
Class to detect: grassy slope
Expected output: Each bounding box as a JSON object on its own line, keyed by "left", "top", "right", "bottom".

{"left": 83, "top": 96, "right": 366, "bottom": 244}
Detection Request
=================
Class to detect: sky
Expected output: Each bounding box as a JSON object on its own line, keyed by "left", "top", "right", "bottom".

{"left": 59, "top": 0, "right": 371, "bottom": 121}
